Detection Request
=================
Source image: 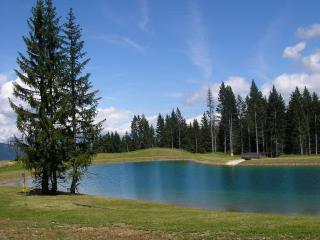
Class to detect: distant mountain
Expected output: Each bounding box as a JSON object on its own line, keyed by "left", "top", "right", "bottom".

{"left": 0, "top": 143, "right": 17, "bottom": 160}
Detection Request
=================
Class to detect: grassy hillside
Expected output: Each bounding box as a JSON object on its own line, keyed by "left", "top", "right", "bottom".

{"left": 1, "top": 186, "right": 320, "bottom": 239}
{"left": 93, "top": 148, "right": 239, "bottom": 165}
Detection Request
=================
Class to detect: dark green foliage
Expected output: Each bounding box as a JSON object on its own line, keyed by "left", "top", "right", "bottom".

{"left": 10, "top": 1, "right": 100, "bottom": 194}
{"left": 286, "top": 88, "right": 308, "bottom": 154}
{"left": 10, "top": 0, "right": 65, "bottom": 194}
{"left": 265, "top": 86, "right": 286, "bottom": 156}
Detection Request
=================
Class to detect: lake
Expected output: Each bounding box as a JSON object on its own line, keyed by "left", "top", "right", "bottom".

{"left": 74, "top": 161, "right": 320, "bottom": 215}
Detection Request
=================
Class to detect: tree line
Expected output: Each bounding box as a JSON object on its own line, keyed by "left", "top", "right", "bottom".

{"left": 10, "top": 0, "right": 101, "bottom": 194}
{"left": 96, "top": 81, "right": 320, "bottom": 156}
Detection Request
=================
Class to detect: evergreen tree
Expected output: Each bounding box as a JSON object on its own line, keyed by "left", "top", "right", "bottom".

{"left": 236, "top": 95, "right": 246, "bottom": 154}
{"left": 10, "top": 0, "right": 64, "bottom": 194}
{"left": 311, "top": 93, "right": 320, "bottom": 154}
{"left": 156, "top": 114, "right": 165, "bottom": 147}
{"left": 63, "top": 8, "right": 101, "bottom": 193}
{"left": 287, "top": 88, "right": 307, "bottom": 154}
{"left": 207, "top": 87, "right": 216, "bottom": 152}
{"left": 302, "top": 87, "right": 312, "bottom": 154}
{"left": 265, "top": 86, "right": 286, "bottom": 156}
{"left": 247, "top": 80, "right": 265, "bottom": 154}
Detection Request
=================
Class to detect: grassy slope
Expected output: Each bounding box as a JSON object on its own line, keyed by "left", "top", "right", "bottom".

{"left": 93, "top": 148, "right": 238, "bottom": 164}
{"left": 1, "top": 186, "right": 320, "bottom": 240}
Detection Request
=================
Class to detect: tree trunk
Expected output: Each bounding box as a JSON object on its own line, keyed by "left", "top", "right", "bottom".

{"left": 41, "top": 170, "right": 49, "bottom": 194}
{"left": 315, "top": 113, "right": 318, "bottom": 155}
{"left": 229, "top": 116, "right": 233, "bottom": 156}
{"left": 248, "top": 126, "right": 251, "bottom": 152}
{"left": 210, "top": 122, "right": 214, "bottom": 153}
{"left": 299, "top": 134, "right": 303, "bottom": 155}
{"left": 70, "top": 172, "right": 78, "bottom": 194}
{"left": 195, "top": 135, "right": 198, "bottom": 153}
{"left": 255, "top": 110, "right": 259, "bottom": 154}
{"left": 224, "top": 132, "right": 227, "bottom": 154}
{"left": 308, "top": 133, "right": 311, "bottom": 155}
{"left": 262, "top": 124, "right": 265, "bottom": 155}
{"left": 51, "top": 170, "right": 57, "bottom": 194}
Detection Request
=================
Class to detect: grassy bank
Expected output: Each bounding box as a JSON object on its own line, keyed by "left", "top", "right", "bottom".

{"left": 93, "top": 148, "right": 238, "bottom": 165}
{"left": 1, "top": 186, "right": 320, "bottom": 240}
{"left": 241, "top": 154, "right": 320, "bottom": 166}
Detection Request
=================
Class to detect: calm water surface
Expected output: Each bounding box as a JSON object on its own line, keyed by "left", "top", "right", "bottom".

{"left": 73, "top": 161, "right": 320, "bottom": 215}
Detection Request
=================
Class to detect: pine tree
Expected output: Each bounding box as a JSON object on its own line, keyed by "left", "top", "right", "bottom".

{"left": 247, "top": 80, "right": 264, "bottom": 154}
{"left": 62, "top": 8, "right": 101, "bottom": 193}
{"left": 287, "top": 88, "right": 307, "bottom": 154}
{"left": 10, "top": 0, "right": 64, "bottom": 194}
{"left": 265, "top": 86, "right": 286, "bottom": 156}
{"left": 236, "top": 95, "right": 246, "bottom": 154}
{"left": 156, "top": 114, "right": 165, "bottom": 147}
{"left": 302, "top": 87, "right": 312, "bottom": 154}
{"left": 207, "top": 87, "right": 216, "bottom": 152}
{"left": 311, "top": 93, "right": 320, "bottom": 154}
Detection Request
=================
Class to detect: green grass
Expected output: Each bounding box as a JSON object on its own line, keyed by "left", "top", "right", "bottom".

{"left": 2, "top": 149, "right": 320, "bottom": 239}
{"left": 0, "top": 162, "right": 24, "bottom": 183}
{"left": 1, "top": 186, "right": 320, "bottom": 239}
{"left": 241, "top": 154, "right": 320, "bottom": 166}
{"left": 93, "top": 148, "right": 239, "bottom": 165}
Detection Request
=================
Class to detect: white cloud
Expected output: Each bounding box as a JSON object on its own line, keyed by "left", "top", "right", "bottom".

{"left": 186, "top": 114, "right": 202, "bottom": 124}
{"left": 95, "top": 35, "right": 145, "bottom": 51}
{"left": 302, "top": 50, "right": 320, "bottom": 72}
{"left": 96, "top": 107, "right": 132, "bottom": 135}
{"left": 296, "top": 23, "right": 320, "bottom": 40}
{"left": 283, "top": 41, "right": 306, "bottom": 59}
{"left": 0, "top": 74, "right": 19, "bottom": 142}
{"left": 138, "top": 0, "right": 149, "bottom": 32}
{"left": 185, "top": 76, "right": 250, "bottom": 106}
{"left": 187, "top": 1, "right": 212, "bottom": 80}
{"left": 262, "top": 73, "right": 320, "bottom": 102}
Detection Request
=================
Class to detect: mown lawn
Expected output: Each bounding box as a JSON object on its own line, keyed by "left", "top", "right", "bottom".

{"left": 93, "top": 148, "right": 239, "bottom": 165}
{"left": 1, "top": 149, "right": 320, "bottom": 239}
{"left": 1, "top": 186, "right": 320, "bottom": 240}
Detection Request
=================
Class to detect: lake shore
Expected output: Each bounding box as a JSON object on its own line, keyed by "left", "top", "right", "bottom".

{"left": 2, "top": 148, "right": 320, "bottom": 184}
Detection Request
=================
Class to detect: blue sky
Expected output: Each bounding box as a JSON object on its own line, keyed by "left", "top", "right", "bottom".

{"left": 1, "top": 0, "right": 320, "bottom": 140}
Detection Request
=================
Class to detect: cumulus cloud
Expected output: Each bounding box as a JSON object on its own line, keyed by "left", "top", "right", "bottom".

{"left": 187, "top": 1, "right": 212, "bottom": 80}
{"left": 0, "top": 74, "right": 19, "bottom": 142}
{"left": 262, "top": 73, "right": 320, "bottom": 102}
{"left": 185, "top": 76, "right": 250, "bottom": 106}
{"left": 302, "top": 50, "right": 320, "bottom": 72}
{"left": 283, "top": 41, "right": 306, "bottom": 59}
{"left": 96, "top": 107, "right": 132, "bottom": 135}
{"left": 296, "top": 23, "right": 320, "bottom": 40}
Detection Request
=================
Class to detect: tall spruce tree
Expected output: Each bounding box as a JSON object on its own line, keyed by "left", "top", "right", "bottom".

{"left": 311, "top": 93, "right": 320, "bottom": 154}
{"left": 10, "top": 0, "right": 64, "bottom": 194}
{"left": 265, "top": 86, "right": 286, "bottom": 156}
{"left": 63, "top": 8, "right": 101, "bottom": 193}
{"left": 247, "top": 80, "right": 264, "bottom": 154}
{"left": 302, "top": 87, "right": 312, "bottom": 154}
{"left": 207, "top": 87, "right": 216, "bottom": 152}
{"left": 287, "top": 88, "right": 307, "bottom": 154}
{"left": 156, "top": 114, "right": 165, "bottom": 147}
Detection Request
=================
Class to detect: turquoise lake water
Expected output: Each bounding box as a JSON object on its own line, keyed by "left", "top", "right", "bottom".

{"left": 73, "top": 161, "right": 320, "bottom": 215}
{"left": 15, "top": 160, "right": 320, "bottom": 215}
